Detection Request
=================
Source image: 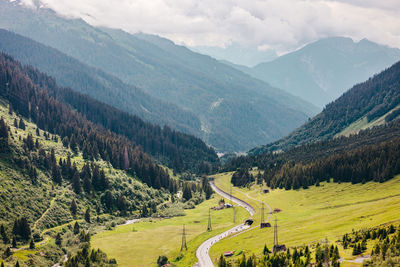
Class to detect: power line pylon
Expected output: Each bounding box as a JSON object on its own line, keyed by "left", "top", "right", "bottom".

{"left": 207, "top": 208, "right": 212, "bottom": 231}
{"left": 180, "top": 224, "right": 187, "bottom": 251}
{"left": 230, "top": 184, "right": 233, "bottom": 205}
{"left": 273, "top": 217, "right": 278, "bottom": 252}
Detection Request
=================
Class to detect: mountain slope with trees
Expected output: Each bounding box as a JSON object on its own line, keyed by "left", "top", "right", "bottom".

{"left": 0, "top": 0, "right": 318, "bottom": 152}
{"left": 0, "top": 30, "right": 219, "bottom": 174}
{"left": 0, "top": 51, "right": 215, "bottom": 267}
{"left": 0, "top": 28, "right": 201, "bottom": 136}
{"left": 236, "top": 37, "right": 400, "bottom": 108}
{"left": 250, "top": 60, "right": 400, "bottom": 155}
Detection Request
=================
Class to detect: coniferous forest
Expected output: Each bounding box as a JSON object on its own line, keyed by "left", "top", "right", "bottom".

{"left": 0, "top": 52, "right": 175, "bottom": 190}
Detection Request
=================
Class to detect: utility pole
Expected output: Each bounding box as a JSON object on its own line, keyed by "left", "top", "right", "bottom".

{"left": 180, "top": 224, "right": 187, "bottom": 251}
{"left": 273, "top": 217, "right": 278, "bottom": 252}
{"left": 233, "top": 206, "right": 236, "bottom": 223}
{"left": 207, "top": 208, "right": 212, "bottom": 231}
{"left": 230, "top": 184, "right": 233, "bottom": 205}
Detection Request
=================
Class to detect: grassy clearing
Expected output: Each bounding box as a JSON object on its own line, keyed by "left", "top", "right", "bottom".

{"left": 92, "top": 196, "right": 248, "bottom": 267}
{"left": 210, "top": 173, "right": 400, "bottom": 265}
{"left": 336, "top": 104, "right": 400, "bottom": 137}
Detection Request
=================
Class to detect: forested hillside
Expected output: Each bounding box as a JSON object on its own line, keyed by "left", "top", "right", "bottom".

{"left": 251, "top": 60, "right": 400, "bottom": 155}
{"left": 0, "top": 0, "right": 318, "bottom": 152}
{"left": 0, "top": 52, "right": 176, "bottom": 190}
{"left": 226, "top": 117, "right": 400, "bottom": 189}
{"left": 0, "top": 29, "right": 201, "bottom": 136}
{"left": 0, "top": 52, "right": 216, "bottom": 267}
{"left": 0, "top": 41, "right": 219, "bottom": 173}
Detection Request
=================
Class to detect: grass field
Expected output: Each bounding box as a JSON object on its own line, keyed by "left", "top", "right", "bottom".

{"left": 210, "top": 172, "right": 400, "bottom": 265}
{"left": 92, "top": 196, "right": 248, "bottom": 267}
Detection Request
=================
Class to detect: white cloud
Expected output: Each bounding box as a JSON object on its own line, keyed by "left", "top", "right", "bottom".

{"left": 20, "top": 0, "right": 400, "bottom": 53}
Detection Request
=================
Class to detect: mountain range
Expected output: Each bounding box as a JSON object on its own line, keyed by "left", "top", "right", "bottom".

{"left": 0, "top": 0, "right": 317, "bottom": 153}
{"left": 225, "top": 37, "right": 400, "bottom": 108}
{"left": 250, "top": 59, "right": 400, "bottom": 155}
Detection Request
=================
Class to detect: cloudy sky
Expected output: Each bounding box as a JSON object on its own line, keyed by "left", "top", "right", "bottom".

{"left": 21, "top": 0, "right": 400, "bottom": 55}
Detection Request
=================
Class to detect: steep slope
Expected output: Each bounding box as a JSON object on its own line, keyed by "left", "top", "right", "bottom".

{"left": 0, "top": 30, "right": 218, "bottom": 174}
{"left": 250, "top": 60, "right": 400, "bottom": 155}
{"left": 0, "top": 53, "right": 214, "bottom": 267}
{"left": 240, "top": 37, "right": 400, "bottom": 107}
{"left": 0, "top": 0, "right": 318, "bottom": 152}
{"left": 0, "top": 29, "right": 201, "bottom": 136}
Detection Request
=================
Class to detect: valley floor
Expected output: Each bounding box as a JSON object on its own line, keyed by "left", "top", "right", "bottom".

{"left": 91, "top": 197, "right": 248, "bottom": 267}
{"left": 209, "top": 173, "right": 400, "bottom": 265}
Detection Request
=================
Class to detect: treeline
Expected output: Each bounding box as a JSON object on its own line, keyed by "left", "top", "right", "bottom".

{"left": 224, "top": 119, "right": 400, "bottom": 173}
{"left": 251, "top": 60, "right": 400, "bottom": 155}
{"left": 219, "top": 243, "right": 340, "bottom": 267}
{"left": 262, "top": 137, "right": 400, "bottom": 190}
{"left": 19, "top": 55, "right": 218, "bottom": 174}
{"left": 225, "top": 118, "right": 400, "bottom": 189}
{"left": 231, "top": 168, "right": 254, "bottom": 187}
{"left": 367, "top": 226, "right": 400, "bottom": 266}
{"left": 0, "top": 52, "right": 176, "bottom": 192}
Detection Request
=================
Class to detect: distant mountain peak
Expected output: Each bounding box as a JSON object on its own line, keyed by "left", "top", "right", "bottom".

{"left": 233, "top": 36, "right": 400, "bottom": 108}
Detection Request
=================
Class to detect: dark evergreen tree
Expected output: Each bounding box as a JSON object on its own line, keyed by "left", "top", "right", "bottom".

{"left": 18, "top": 118, "right": 25, "bottom": 130}
{"left": 182, "top": 184, "right": 192, "bottom": 201}
{"left": 52, "top": 163, "right": 62, "bottom": 184}
{"left": 0, "top": 224, "right": 9, "bottom": 244}
{"left": 29, "top": 239, "right": 35, "bottom": 249}
{"left": 4, "top": 247, "right": 12, "bottom": 258}
{"left": 72, "top": 171, "right": 81, "bottom": 194}
{"left": 70, "top": 199, "right": 78, "bottom": 216}
{"left": 55, "top": 233, "right": 62, "bottom": 246}
{"left": 12, "top": 217, "right": 31, "bottom": 241}
{"left": 85, "top": 208, "right": 91, "bottom": 223}
{"left": 73, "top": 222, "right": 80, "bottom": 235}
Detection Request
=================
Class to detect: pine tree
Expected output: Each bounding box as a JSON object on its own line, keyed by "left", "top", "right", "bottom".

{"left": 182, "top": 184, "right": 192, "bottom": 201}
{"left": 72, "top": 171, "right": 81, "bottom": 194}
{"left": 4, "top": 247, "right": 12, "bottom": 258}
{"left": 141, "top": 204, "right": 148, "bottom": 218}
{"left": 52, "top": 163, "right": 62, "bottom": 184}
{"left": 12, "top": 236, "right": 16, "bottom": 248}
{"left": 85, "top": 208, "right": 91, "bottom": 223}
{"left": 73, "top": 222, "right": 80, "bottom": 235}
{"left": 29, "top": 239, "right": 35, "bottom": 249}
{"left": 18, "top": 118, "right": 25, "bottom": 130}
{"left": 15, "top": 261, "right": 20, "bottom": 267}
{"left": 55, "top": 233, "right": 62, "bottom": 246}
{"left": 263, "top": 244, "right": 270, "bottom": 255}
{"left": 0, "top": 224, "right": 9, "bottom": 244}
{"left": 70, "top": 199, "right": 78, "bottom": 216}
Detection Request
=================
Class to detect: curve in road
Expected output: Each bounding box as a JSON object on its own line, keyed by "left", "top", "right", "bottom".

{"left": 195, "top": 181, "right": 271, "bottom": 267}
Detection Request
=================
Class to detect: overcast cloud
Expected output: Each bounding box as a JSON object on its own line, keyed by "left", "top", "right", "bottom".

{"left": 20, "top": 0, "right": 400, "bottom": 54}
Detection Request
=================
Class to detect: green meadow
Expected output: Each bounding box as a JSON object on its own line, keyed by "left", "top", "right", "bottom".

{"left": 92, "top": 197, "right": 248, "bottom": 267}
{"left": 210, "top": 172, "right": 400, "bottom": 265}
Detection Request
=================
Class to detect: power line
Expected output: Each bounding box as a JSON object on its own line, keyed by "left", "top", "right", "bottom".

{"left": 180, "top": 224, "right": 187, "bottom": 251}
{"left": 207, "top": 208, "right": 212, "bottom": 231}
{"left": 273, "top": 217, "right": 278, "bottom": 252}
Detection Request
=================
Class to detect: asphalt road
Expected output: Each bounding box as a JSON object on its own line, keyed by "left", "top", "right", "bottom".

{"left": 194, "top": 181, "right": 257, "bottom": 267}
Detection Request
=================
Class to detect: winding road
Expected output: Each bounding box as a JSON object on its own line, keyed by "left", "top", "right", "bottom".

{"left": 195, "top": 181, "right": 271, "bottom": 267}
